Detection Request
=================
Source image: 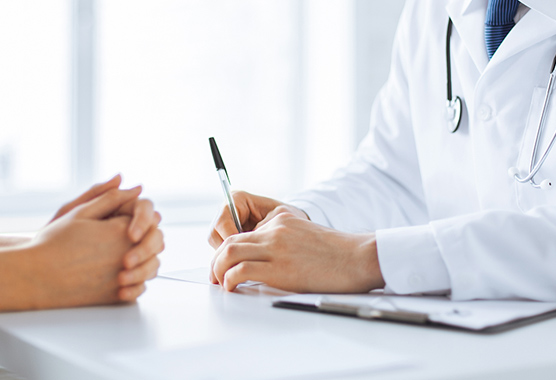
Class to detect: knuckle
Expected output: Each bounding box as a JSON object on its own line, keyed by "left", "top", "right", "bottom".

{"left": 154, "top": 211, "right": 162, "bottom": 224}
{"left": 140, "top": 198, "right": 154, "bottom": 208}
{"left": 236, "top": 262, "right": 251, "bottom": 276}
{"left": 274, "top": 212, "right": 293, "bottom": 223}
{"left": 275, "top": 205, "right": 290, "bottom": 214}
{"left": 271, "top": 224, "right": 289, "bottom": 239}
{"left": 232, "top": 190, "right": 247, "bottom": 200}
{"left": 220, "top": 244, "right": 237, "bottom": 261}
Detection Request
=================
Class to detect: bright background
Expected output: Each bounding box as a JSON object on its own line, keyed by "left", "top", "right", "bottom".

{"left": 0, "top": 0, "right": 405, "bottom": 231}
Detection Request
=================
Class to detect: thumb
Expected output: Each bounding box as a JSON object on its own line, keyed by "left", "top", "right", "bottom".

{"left": 75, "top": 186, "right": 142, "bottom": 220}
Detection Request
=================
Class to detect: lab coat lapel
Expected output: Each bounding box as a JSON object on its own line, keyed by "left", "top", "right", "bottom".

{"left": 490, "top": 6, "right": 556, "bottom": 67}
{"left": 520, "top": 0, "right": 556, "bottom": 21}
{"left": 446, "top": 0, "right": 489, "bottom": 73}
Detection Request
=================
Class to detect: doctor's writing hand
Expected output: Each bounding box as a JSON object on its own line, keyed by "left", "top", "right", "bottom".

{"left": 210, "top": 212, "right": 385, "bottom": 293}
{"left": 208, "top": 191, "right": 308, "bottom": 284}
{"left": 18, "top": 187, "right": 161, "bottom": 310}
{"left": 208, "top": 191, "right": 308, "bottom": 249}
{"left": 51, "top": 174, "right": 162, "bottom": 244}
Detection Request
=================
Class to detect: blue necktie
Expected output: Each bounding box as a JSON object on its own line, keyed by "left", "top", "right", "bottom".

{"left": 485, "top": 0, "right": 519, "bottom": 59}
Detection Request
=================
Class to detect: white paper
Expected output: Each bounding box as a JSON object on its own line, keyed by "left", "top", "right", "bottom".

{"left": 277, "top": 294, "right": 556, "bottom": 331}
{"left": 159, "top": 267, "right": 262, "bottom": 287}
{"left": 108, "top": 331, "right": 414, "bottom": 380}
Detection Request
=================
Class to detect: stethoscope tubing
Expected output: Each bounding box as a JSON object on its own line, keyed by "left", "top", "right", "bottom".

{"left": 446, "top": 17, "right": 556, "bottom": 190}
{"left": 518, "top": 72, "right": 556, "bottom": 185}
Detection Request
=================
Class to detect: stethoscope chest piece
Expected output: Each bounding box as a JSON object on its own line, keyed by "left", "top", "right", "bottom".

{"left": 446, "top": 96, "right": 462, "bottom": 133}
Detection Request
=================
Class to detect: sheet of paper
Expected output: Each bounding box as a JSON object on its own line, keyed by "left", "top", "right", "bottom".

{"left": 107, "top": 331, "right": 414, "bottom": 380}
{"left": 277, "top": 294, "right": 556, "bottom": 331}
{"left": 159, "top": 267, "right": 262, "bottom": 288}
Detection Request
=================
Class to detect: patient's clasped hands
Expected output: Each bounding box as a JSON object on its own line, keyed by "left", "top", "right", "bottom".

{"left": 0, "top": 174, "right": 164, "bottom": 311}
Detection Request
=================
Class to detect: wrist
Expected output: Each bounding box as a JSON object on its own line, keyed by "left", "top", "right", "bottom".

{"left": 0, "top": 244, "right": 38, "bottom": 311}
{"left": 352, "top": 233, "right": 385, "bottom": 292}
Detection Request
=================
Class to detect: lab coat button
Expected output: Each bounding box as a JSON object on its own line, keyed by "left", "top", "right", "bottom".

{"left": 478, "top": 105, "right": 492, "bottom": 121}
{"left": 408, "top": 273, "right": 423, "bottom": 288}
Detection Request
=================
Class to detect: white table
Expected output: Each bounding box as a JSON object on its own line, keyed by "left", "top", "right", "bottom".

{"left": 1, "top": 225, "right": 556, "bottom": 380}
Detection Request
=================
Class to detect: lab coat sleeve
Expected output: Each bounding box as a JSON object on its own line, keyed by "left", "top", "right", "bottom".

{"left": 377, "top": 207, "right": 556, "bottom": 301}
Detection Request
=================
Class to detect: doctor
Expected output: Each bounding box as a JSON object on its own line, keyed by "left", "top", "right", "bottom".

{"left": 208, "top": 0, "right": 556, "bottom": 301}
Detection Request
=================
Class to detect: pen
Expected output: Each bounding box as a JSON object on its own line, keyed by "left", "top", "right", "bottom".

{"left": 209, "top": 137, "right": 243, "bottom": 233}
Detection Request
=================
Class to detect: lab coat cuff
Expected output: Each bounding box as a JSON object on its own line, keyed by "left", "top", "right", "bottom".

{"left": 284, "top": 200, "right": 333, "bottom": 228}
{"left": 376, "top": 224, "right": 451, "bottom": 295}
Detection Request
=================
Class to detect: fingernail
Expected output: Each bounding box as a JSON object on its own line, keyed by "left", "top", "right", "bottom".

{"left": 127, "top": 253, "right": 139, "bottom": 267}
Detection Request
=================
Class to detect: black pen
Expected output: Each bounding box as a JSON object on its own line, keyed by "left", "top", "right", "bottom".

{"left": 209, "top": 137, "right": 243, "bottom": 233}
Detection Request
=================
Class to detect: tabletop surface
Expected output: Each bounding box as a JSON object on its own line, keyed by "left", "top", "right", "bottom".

{"left": 1, "top": 225, "right": 556, "bottom": 380}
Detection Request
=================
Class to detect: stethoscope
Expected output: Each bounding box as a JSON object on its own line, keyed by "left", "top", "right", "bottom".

{"left": 446, "top": 18, "right": 556, "bottom": 190}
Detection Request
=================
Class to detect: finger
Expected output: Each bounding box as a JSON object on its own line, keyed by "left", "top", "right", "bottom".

{"left": 123, "top": 228, "right": 164, "bottom": 269}
{"left": 213, "top": 238, "right": 268, "bottom": 286}
{"left": 210, "top": 233, "right": 241, "bottom": 284}
{"left": 254, "top": 205, "right": 307, "bottom": 231}
{"left": 214, "top": 204, "right": 242, "bottom": 241}
{"left": 119, "top": 256, "right": 161, "bottom": 286}
{"left": 207, "top": 207, "right": 232, "bottom": 249}
{"left": 223, "top": 261, "right": 271, "bottom": 292}
{"left": 76, "top": 186, "right": 142, "bottom": 220}
{"left": 118, "top": 283, "right": 147, "bottom": 302}
{"left": 116, "top": 200, "right": 162, "bottom": 242}
{"left": 128, "top": 199, "right": 156, "bottom": 242}
{"left": 51, "top": 174, "right": 122, "bottom": 221}
{"left": 254, "top": 208, "right": 282, "bottom": 230}
{"left": 208, "top": 226, "right": 224, "bottom": 249}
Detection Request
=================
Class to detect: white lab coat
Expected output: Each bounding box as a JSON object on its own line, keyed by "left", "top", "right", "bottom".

{"left": 287, "top": 0, "right": 556, "bottom": 301}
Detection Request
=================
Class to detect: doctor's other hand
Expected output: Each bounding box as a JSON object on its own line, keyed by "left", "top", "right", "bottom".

{"left": 208, "top": 191, "right": 308, "bottom": 249}
{"left": 51, "top": 173, "right": 162, "bottom": 244}
{"left": 210, "top": 212, "right": 385, "bottom": 293}
{"left": 9, "top": 188, "right": 160, "bottom": 310}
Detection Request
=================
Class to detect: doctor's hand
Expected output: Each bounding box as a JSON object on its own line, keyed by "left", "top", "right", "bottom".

{"left": 51, "top": 174, "right": 162, "bottom": 244}
{"left": 208, "top": 191, "right": 308, "bottom": 249}
{"left": 210, "top": 212, "right": 385, "bottom": 293}
{"left": 19, "top": 187, "right": 161, "bottom": 310}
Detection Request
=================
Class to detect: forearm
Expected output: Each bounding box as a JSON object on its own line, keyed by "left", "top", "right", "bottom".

{"left": 0, "top": 245, "right": 36, "bottom": 311}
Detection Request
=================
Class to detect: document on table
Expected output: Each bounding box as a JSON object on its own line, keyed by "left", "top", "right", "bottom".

{"left": 273, "top": 293, "right": 556, "bottom": 333}
{"left": 107, "top": 331, "right": 414, "bottom": 380}
{"left": 159, "top": 267, "right": 262, "bottom": 287}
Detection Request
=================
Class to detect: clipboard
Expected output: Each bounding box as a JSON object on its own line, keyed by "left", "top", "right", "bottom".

{"left": 272, "top": 293, "right": 556, "bottom": 333}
